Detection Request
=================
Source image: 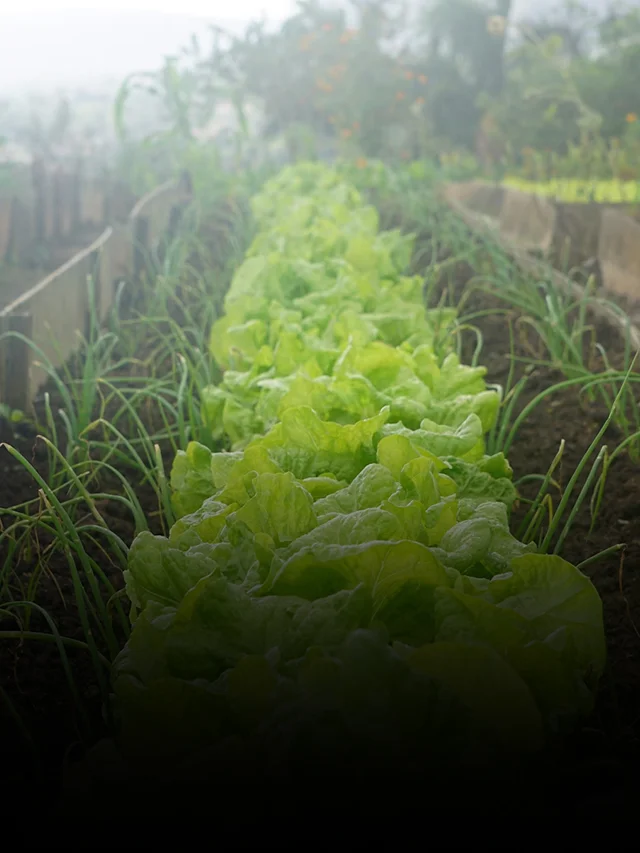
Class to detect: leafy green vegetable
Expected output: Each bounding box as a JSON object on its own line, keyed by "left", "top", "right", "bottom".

{"left": 93, "top": 162, "right": 607, "bottom": 787}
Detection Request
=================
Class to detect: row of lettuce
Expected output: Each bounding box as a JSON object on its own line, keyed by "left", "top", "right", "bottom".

{"left": 80, "top": 162, "right": 606, "bottom": 785}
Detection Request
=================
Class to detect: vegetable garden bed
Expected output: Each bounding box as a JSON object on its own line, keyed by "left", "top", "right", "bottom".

{"left": 1, "top": 162, "right": 639, "bottom": 822}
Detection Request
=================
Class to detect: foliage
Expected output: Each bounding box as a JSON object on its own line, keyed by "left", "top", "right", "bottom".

{"left": 575, "top": 5, "right": 640, "bottom": 141}
{"left": 0, "top": 404, "right": 28, "bottom": 443}
{"left": 209, "top": 1, "right": 429, "bottom": 160}
{"left": 502, "top": 177, "right": 640, "bottom": 204}
{"left": 101, "top": 0, "right": 640, "bottom": 187}
{"left": 112, "top": 31, "right": 252, "bottom": 193}
{"left": 66, "top": 162, "right": 608, "bottom": 791}
{"left": 483, "top": 28, "right": 603, "bottom": 159}
{"left": 484, "top": 4, "right": 640, "bottom": 173}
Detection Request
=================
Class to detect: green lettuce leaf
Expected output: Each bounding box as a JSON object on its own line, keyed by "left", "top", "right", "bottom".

{"left": 253, "top": 406, "right": 389, "bottom": 482}
{"left": 171, "top": 442, "right": 214, "bottom": 519}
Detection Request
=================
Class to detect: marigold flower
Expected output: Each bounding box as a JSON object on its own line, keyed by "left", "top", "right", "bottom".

{"left": 414, "top": 96, "right": 425, "bottom": 106}
{"left": 626, "top": 112, "right": 638, "bottom": 124}
{"left": 418, "top": 74, "right": 428, "bottom": 85}
{"left": 355, "top": 156, "right": 368, "bottom": 169}
{"left": 341, "top": 128, "right": 353, "bottom": 138}
{"left": 396, "top": 91, "right": 406, "bottom": 101}
{"left": 404, "top": 70, "right": 415, "bottom": 80}
{"left": 316, "top": 79, "right": 333, "bottom": 92}
{"left": 328, "top": 63, "right": 347, "bottom": 79}
{"left": 487, "top": 15, "right": 507, "bottom": 36}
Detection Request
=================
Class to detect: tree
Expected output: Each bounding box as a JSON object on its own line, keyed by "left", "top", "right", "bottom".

{"left": 416, "top": 1, "right": 514, "bottom": 153}
{"left": 516, "top": 0, "right": 602, "bottom": 60}
{"left": 423, "top": 0, "right": 513, "bottom": 95}
{"left": 573, "top": 6, "right": 640, "bottom": 139}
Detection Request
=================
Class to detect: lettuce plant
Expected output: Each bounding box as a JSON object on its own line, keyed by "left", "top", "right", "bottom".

{"left": 204, "top": 162, "right": 497, "bottom": 447}
{"left": 76, "top": 162, "right": 606, "bottom": 791}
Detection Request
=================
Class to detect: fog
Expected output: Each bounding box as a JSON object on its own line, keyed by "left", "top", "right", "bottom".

{"left": 0, "top": 0, "right": 614, "bottom": 94}
{"left": 0, "top": 3, "right": 296, "bottom": 93}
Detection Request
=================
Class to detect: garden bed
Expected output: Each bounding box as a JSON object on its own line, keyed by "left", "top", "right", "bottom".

{"left": 394, "top": 207, "right": 640, "bottom": 800}
{"left": 442, "top": 283, "right": 640, "bottom": 791}
{"left": 1, "top": 170, "right": 639, "bottom": 820}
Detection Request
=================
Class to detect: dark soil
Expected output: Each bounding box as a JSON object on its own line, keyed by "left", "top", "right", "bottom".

{"left": 1, "top": 193, "right": 639, "bottom": 821}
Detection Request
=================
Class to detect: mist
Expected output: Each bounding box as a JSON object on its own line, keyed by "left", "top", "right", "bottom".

{"left": 0, "top": 1, "right": 614, "bottom": 93}
{"left": 2, "top": 0, "right": 640, "bottom": 826}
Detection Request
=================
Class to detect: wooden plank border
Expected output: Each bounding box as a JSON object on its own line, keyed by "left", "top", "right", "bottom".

{"left": 0, "top": 177, "right": 192, "bottom": 413}
{"left": 442, "top": 183, "right": 640, "bottom": 353}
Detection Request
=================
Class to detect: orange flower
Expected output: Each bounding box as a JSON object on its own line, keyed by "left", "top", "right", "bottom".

{"left": 316, "top": 79, "right": 333, "bottom": 93}
{"left": 340, "top": 29, "right": 356, "bottom": 43}
{"left": 355, "top": 156, "right": 368, "bottom": 169}
{"left": 340, "top": 128, "right": 353, "bottom": 138}
{"left": 396, "top": 91, "right": 406, "bottom": 101}
{"left": 414, "top": 96, "right": 425, "bottom": 106}
{"left": 322, "top": 22, "right": 333, "bottom": 32}
{"left": 404, "top": 70, "right": 415, "bottom": 80}
{"left": 328, "top": 63, "right": 347, "bottom": 79}
{"left": 418, "top": 74, "right": 428, "bottom": 85}
{"left": 626, "top": 112, "right": 638, "bottom": 124}
{"left": 487, "top": 15, "right": 507, "bottom": 37}
{"left": 352, "top": 120, "right": 360, "bottom": 130}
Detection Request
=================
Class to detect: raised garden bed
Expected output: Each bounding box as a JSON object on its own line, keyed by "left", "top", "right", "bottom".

{"left": 446, "top": 180, "right": 640, "bottom": 327}
{"left": 1, "top": 163, "right": 639, "bottom": 823}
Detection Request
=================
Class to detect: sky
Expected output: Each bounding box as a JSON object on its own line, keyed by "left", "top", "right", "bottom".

{"left": 0, "top": 0, "right": 615, "bottom": 93}
{"left": 0, "top": 1, "right": 300, "bottom": 92}
{"left": 0, "top": 1, "right": 295, "bottom": 14}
